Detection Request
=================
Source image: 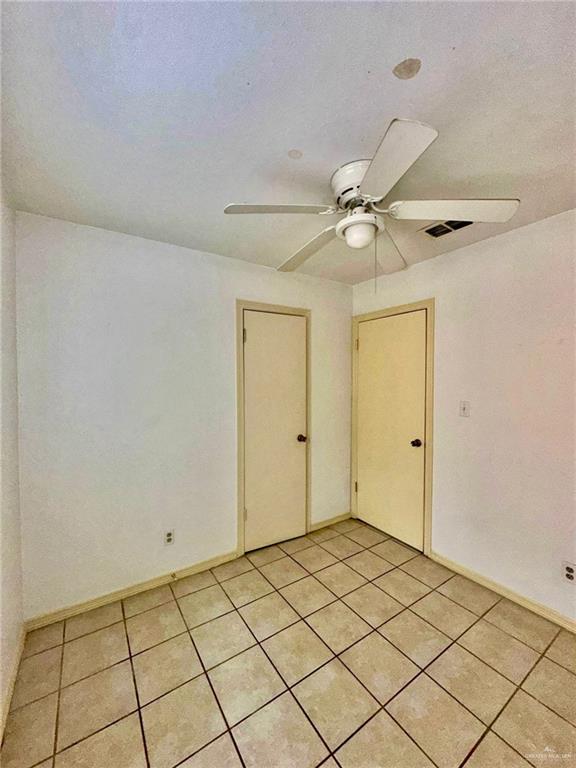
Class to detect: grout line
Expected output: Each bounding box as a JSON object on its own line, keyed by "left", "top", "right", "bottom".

{"left": 121, "top": 600, "right": 151, "bottom": 768}
{"left": 50, "top": 640, "right": 65, "bottom": 761}
{"left": 169, "top": 581, "right": 248, "bottom": 768}
{"left": 456, "top": 625, "right": 564, "bottom": 767}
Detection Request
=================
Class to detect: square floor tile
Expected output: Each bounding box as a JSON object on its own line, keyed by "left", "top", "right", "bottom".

{"left": 233, "top": 692, "right": 328, "bottom": 768}
{"left": 308, "top": 527, "right": 339, "bottom": 544}
{"left": 239, "top": 592, "right": 299, "bottom": 640}
{"left": 314, "top": 562, "right": 367, "bottom": 597}
{"left": 262, "top": 621, "right": 333, "bottom": 686}
{"left": 280, "top": 576, "right": 335, "bottom": 617}
{"left": 411, "top": 591, "right": 477, "bottom": 638}
{"left": 23, "top": 622, "right": 63, "bottom": 659}
{"left": 386, "top": 674, "right": 484, "bottom": 768}
{"left": 65, "top": 602, "right": 123, "bottom": 641}
{"left": 374, "top": 569, "right": 432, "bottom": 606}
{"left": 133, "top": 633, "right": 202, "bottom": 705}
{"left": 345, "top": 550, "right": 394, "bottom": 579}
{"left": 221, "top": 570, "right": 274, "bottom": 607}
{"left": 546, "top": 630, "right": 576, "bottom": 674}
{"left": 306, "top": 600, "right": 372, "bottom": 653}
{"left": 291, "top": 545, "right": 338, "bottom": 573}
{"left": 320, "top": 535, "right": 363, "bottom": 559}
{"left": 428, "top": 644, "right": 515, "bottom": 724}
{"left": 341, "top": 632, "right": 419, "bottom": 703}
{"left": 123, "top": 585, "right": 174, "bottom": 618}
{"left": 62, "top": 622, "right": 129, "bottom": 686}
{"left": 370, "top": 539, "right": 418, "bottom": 565}
{"left": 1, "top": 693, "right": 57, "bottom": 768}
{"left": 463, "top": 732, "right": 531, "bottom": 767}
{"left": 171, "top": 570, "right": 216, "bottom": 599}
{"left": 437, "top": 575, "right": 500, "bottom": 616}
{"left": 55, "top": 713, "right": 146, "bottom": 768}
{"left": 191, "top": 611, "right": 256, "bottom": 668}
{"left": 458, "top": 620, "right": 539, "bottom": 684}
{"left": 259, "top": 557, "right": 308, "bottom": 588}
{"left": 246, "top": 545, "right": 285, "bottom": 568}
{"left": 344, "top": 526, "right": 387, "bottom": 548}
{"left": 211, "top": 557, "right": 254, "bottom": 583}
{"left": 126, "top": 601, "right": 186, "bottom": 653}
{"left": 400, "top": 555, "right": 454, "bottom": 587}
{"left": 208, "top": 646, "right": 286, "bottom": 725}
{"left": 493, "top": 690, "right": 576, "bottom": 766}
{"left": 336, "top": 710, "right": 434, "bottom": 768}
{"left": 483, "top": 599, "right": 559, "bottom": 652}
{"left": 179, "top": 733, "right": 242, "bottom": 767}
{"left": 343, "top": 583, "right": 403, "bottom": 628}
{"left": 57, "top": 660, "right": 137, "bottom": 750}
{"left": 178, "top": 584, "right": 234, "bottom": 629}
{"left": 522, "top": 657, "right": 576, "bottom": 725}
{"left": 10, "top": 645, "right": 61, "bottom": 710}
{"left": 278, "top": 536, "right": 315, "bottom": 555}
{"left": 379, "top": 610, "right": 451, "bottom": 667}
{"left": 142, "top": 675, "right": 226, "bottom": 768}
{"left": 293, "top": 659, "right": 379, "bottom": 750}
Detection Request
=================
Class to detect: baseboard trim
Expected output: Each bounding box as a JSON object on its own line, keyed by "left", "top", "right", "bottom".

{"left": 309, "top": 512, "right": 351, "bottom": 531}
{"left": 430, "top": 551, "right": 576, "bottom": 635}
{"left": 24, "top": 550, "right": 238, "bottom": 632}
{"left": 1, "top": 625, "right": 25, "bottom": 738}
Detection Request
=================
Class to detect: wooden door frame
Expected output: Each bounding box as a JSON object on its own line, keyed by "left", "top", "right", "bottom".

{"left": 351, "top": 298, "right": 435, "bottom": 555}
{"left": 236, "top": 300, "right": 311, "bottom": 556}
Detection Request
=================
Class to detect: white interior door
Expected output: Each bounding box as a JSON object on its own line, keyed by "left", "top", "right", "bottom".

{"left": 243, "top": 309, "right": 307, "bottom": 550}
{"left": 356, "top": 309, "right": 427, "bottom": 549}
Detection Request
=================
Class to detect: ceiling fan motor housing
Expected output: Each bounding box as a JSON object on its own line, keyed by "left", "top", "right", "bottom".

{"left": 330, "top": 159, "right": 371, "bottom": 208}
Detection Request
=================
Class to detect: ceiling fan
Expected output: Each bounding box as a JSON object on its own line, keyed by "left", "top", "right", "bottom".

{"left": 224, "top": 118, "right": 520, "bottom": 272}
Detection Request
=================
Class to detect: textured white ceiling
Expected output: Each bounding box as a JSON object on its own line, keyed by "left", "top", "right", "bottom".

{"left": 2, "top": 2, "right": 575, "bottom": 284}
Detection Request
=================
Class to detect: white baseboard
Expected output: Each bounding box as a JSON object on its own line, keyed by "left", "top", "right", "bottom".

{"left": 310, "top": 512, "right": 351, "bottom": 531}
{"left": 430, "top": 551, "right": 576, "bottom": 635}
{"left": 1, "top": 625, "right": 25, "bottom": 738}
{"left": 24, "top": 550, "right": 238, "bottom": 632}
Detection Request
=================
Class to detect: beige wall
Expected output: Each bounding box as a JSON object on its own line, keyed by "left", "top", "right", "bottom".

{"left": 354, "top": 210, "right": 576, "bottom": 620}
{"left": 16, "top": 213, "right": 353, "bottom": 620}
{"left": 0, "top": 199, "right": 23, "bottom": 728}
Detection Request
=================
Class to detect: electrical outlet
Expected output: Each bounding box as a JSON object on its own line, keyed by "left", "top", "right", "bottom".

{"left": 562, "top": 561, "right": 575, "bottom": 583}
{"left": 459, "top": 400, "right": 471, "bottom": 417}
{"left": 164, "top": 529, "right": 175, "bottom": 546}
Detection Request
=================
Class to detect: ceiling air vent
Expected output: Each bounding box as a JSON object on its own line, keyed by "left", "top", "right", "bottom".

{"left": 425, "top": 220, "right": 473, "bottom": 238}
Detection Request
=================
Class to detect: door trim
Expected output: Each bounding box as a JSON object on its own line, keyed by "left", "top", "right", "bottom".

{"left": 236, "top": 300, "right": 311, "bottom": 556}
{"left": 351, "top": 299, "right": 435, "bottom": 555}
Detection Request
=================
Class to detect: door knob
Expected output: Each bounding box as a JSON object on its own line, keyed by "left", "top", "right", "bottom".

{"left": 297, "top": 434, "right": 308, "bottom": 442}
{"left": 410, "top": 439, "right": 422, "bottom": 447}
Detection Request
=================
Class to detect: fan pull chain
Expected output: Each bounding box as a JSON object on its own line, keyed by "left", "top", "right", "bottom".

{"left": 374, "top": 234, "right": 378, "bottom": 294}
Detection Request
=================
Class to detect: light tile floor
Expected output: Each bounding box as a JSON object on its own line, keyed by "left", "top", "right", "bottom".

{"left": 3, "top": 519, "right": 575, "bottom": 768}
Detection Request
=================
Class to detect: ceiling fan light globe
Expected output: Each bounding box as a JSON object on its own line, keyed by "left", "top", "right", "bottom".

{"left": 345, "top": 222, "right": 376, "bottom": 249}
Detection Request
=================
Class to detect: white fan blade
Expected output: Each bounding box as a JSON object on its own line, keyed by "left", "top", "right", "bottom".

{"left": 388, "top": 199, "right": 520, "bottom": 222}
{"left": 224, "top": 204, "right": 335, "bottom": 215}
{"left": 277, "top": 227, "right": 336, "bottom": 272}
{"left": 360, "top": 119, "right": 438, "bottom": 200}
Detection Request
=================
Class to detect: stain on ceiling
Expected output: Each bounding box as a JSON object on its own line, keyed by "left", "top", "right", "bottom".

{"left": 2, "top": 1, "right": 575, "bottom": 284}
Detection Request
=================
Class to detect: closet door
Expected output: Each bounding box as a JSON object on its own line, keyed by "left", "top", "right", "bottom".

{"left": 243, "top": 309, "right": 307, "bottom": 550}
{"left": 355, "top": 309, "right": 427, "bottom": 549}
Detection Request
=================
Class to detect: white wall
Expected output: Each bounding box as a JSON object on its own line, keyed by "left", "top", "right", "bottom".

{"left": 354, "top": 210, "right": 576, "bottom": 619}
{"left": 16, "top": 213, "right": 352, "bottom": 620}
{"left": 0, "top": 199, "right": 23, "bottom": 727}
